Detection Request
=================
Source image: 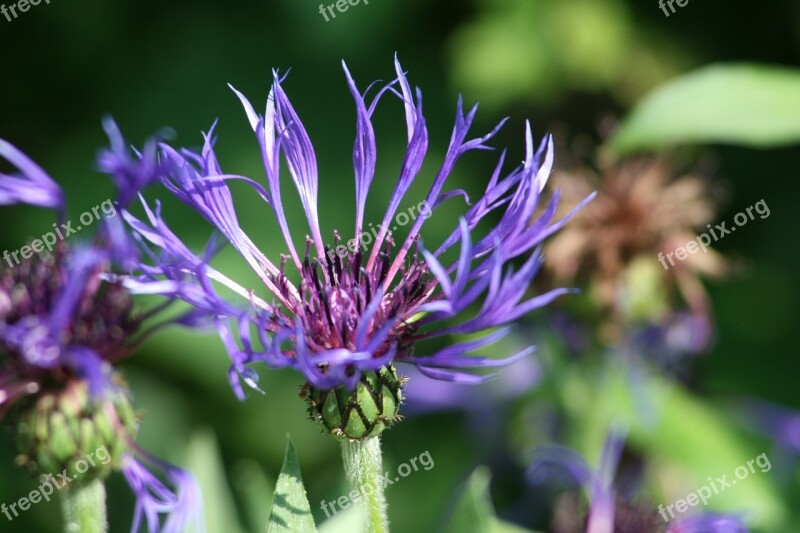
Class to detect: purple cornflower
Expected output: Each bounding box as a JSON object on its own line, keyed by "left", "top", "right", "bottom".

{"left": 123, "top": 57, "right": 594, "bottom": 399}
{"left": 528, "top": 426, "right": 750, "bottom": 533}
{"left": 0, "top": 124, "right": 202, "bottom": 533}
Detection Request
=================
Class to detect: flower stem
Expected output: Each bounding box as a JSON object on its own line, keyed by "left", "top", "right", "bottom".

{"left": 60, "top": 479, "right": 107, "bottom": 533}
{"left": 340, "top": 437, "right": 390, "bottom": 533}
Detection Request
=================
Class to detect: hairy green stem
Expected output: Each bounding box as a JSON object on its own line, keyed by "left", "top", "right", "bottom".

{"left": 60, "top": 479, "right": 107, "bottom": 533}
{"left": 340, "top": 437, "right": 389, "bottom": 533}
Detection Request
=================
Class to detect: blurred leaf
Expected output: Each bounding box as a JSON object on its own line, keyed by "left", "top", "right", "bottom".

{"left": 448, "top": 0, "right": 688, "bottom": 109}
{"left": 187, "top": 427, "right": 246, "bottom": 533}
{"left": 446, "top": 467, "right": 536, "bottom": 533}
{"left": 446, "top": 466, "right": 494, "bottom": 533}
{"left": 232, "top": 459, "right": 274, "bottom": 533}
{"left": 267, "top": 436, "right": 317, "bottom": 533}
{"left": 608, "top": 64, "right": 800, "bottom": 154}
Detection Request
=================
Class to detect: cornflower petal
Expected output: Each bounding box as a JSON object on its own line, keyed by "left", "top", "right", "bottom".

{"left": 270, "top": 72, "right": 326, "bottom": 258}
{"left": 122, "top": 451, "right": 204, "bottom": 533}
{"left": 0, "top": 138, "right": 65, "bottom": 213}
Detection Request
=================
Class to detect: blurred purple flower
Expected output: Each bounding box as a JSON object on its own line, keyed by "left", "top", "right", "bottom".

{"left": 632, "top": 312, "right": 712, "bottom": 360}
{"left": 0, "top": 130, "right": 202, "bottom": 532}
{"left": 528, "top": 426, "right": 749, "bottom": 533}
{"left": 123, "top": 57, "right": 593, "bottom": 396}
{"left": 0, "top": 125, "right": 153, "bottom": 412}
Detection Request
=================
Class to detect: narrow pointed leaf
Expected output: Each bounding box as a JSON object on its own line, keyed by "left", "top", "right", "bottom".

{"left": 267, "top": 436, "right": 317, "bottom": 533}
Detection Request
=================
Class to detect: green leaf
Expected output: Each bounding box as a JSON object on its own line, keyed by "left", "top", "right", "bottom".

{"left": 446, "top": 467, "right": 536, "bottom": 533}
{"left": 267, "top": 436, "right": 317, "bottom": 533}
{"left": 607, "top": 63, "right": 800, "bottom": 154}
{"left": 446, "top": 466, "right": 494, "bottom": 533}
{"left": 186, "top": 428, "right": 246, "bottom": 533}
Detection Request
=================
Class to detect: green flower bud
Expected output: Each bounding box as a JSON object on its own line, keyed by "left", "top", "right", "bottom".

{"left": 306, "top": 365, "right": 404, "bottom": 440}
{"left": 15, "top": 377, "right": 138, "bottom": 484}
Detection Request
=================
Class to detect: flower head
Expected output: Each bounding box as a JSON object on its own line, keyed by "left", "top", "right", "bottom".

{"left": 123, "top": 58, "right": 592, "bottom": 427}
{"left": 0, "top": 128, "right": 201, "bottom": 531}
{"left": 0, "top": 132, "right": 142, "bottom": 411}
{"left": 546, "top": 158, "right": 727, "bottom": 322}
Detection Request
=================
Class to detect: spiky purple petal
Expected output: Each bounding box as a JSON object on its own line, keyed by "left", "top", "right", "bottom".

{"left": 122, "top": 451, "right": 204, "bottom": 533}
{"left": 0, "top": 138, "right": 65, "bottom": 214}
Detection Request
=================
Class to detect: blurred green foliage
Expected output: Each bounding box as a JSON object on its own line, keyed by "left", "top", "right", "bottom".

{"left": 448, "top": 0, "right": 690, "bottom": 108}
{"left": 1, "top": 0, "right": 798, "bottom": 532}
{"left": 607, "top": 64, "right": 800, "bottom": 154}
